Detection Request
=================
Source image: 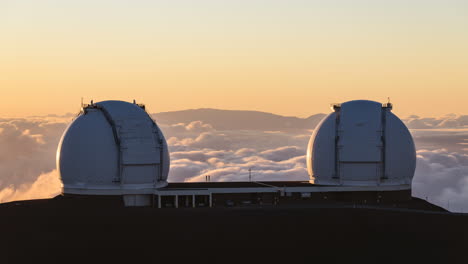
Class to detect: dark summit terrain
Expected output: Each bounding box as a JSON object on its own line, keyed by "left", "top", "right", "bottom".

{"left": 1, "top": 195, "right": 467, "bottom": 263}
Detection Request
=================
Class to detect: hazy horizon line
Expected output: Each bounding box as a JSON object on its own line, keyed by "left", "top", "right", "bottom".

{"left": 1, "top": 107, "right": 467, "bottom": 120}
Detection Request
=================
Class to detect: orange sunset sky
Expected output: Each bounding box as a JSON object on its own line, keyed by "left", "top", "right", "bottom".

{"left": 1, "top": 0, "right": 467, "bottom": 118}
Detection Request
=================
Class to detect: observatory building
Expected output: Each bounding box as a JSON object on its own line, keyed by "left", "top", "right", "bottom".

{"left": 56, "top": 99, "right": 417, "bottom": 208}
{"left": 57, "top": 100, "right": 170, "bottom": 206}
{"left": 307, "top": 100, "right": 416, "bottom": 189}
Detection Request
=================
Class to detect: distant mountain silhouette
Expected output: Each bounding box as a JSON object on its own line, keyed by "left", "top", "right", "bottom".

{"left": 152, "top": 108, "right": 326, "bottom": 131}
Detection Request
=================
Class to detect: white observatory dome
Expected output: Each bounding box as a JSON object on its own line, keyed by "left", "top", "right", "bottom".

{"left": 57, "top": 100, "right": 170, "bottom": 205}
{"left": 307, "top": 100, "right": 415, "bottom": 188}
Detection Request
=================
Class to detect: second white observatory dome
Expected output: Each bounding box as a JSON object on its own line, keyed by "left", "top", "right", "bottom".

{"left": 307, "top": 100, "right": 416, "bottom": 188}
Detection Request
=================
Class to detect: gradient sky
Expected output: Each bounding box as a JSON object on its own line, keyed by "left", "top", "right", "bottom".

{"left": 1, "top": 0, "right": 467, "bottom": 117}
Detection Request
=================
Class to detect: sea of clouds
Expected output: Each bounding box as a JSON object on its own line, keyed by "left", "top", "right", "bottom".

{"left": 0, "top": 113, "right": 467, "bottom": 212}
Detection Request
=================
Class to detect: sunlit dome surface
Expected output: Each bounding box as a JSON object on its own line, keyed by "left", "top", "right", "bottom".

{"left": 307, "top": 100, "right": 416, "bottom": 188}
{"left": 57, "top": 100, "right": 170, "bottom": 196}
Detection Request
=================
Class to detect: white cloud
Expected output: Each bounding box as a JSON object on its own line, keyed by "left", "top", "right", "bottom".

{"left": 412, "top": 149, "right": 468, "bottom": 213}
{"left": 404, "top": 114, "right": 468, "bottom": 129}
{"left": 169, "top": 159, "right": 211, "bottom": 182}
{"left": 260, "top": 146, "right": 304, "bottom": 162}
{"left": 185, "top": 121, "right": 214, "bottom": 132}
{"left": 165, "top": 129, "right": 309, "bottom": 152}
{"left": 0, "top": 118, "right": 67, "bottom": 189}
{"left": 168, "top": 145, "right": 308, "bottom": 183}
{"left": 411, "top": 129, "right": 468, "bottom": 154}
{"left": 0, "top": 170, "right": 61, "bottom": 203}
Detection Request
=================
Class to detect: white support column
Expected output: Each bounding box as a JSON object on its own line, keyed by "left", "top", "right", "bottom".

{"left": 192, "top": 195, "right": 196, "bottom": 208}
{"left": 209, "top": 193, "right": 212, "bottom": 208}
{"left": 175, "top": 195, "right": 178, "bottom": 208}
{"left": 158, "top": 195, "right": 161, "bottom": 209}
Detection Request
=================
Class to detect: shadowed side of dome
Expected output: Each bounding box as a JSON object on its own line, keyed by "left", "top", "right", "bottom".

{"left": 307, "top": 112, "right": 337, "bottom": 184}
{"left": 307, "top": 100, "right": 416, "bottom": 189}
{"left": 56, "top": 100, "right": 170, "bottom": 206}
{"left": 57, "top": 107, "right": 119, "bottom": 189}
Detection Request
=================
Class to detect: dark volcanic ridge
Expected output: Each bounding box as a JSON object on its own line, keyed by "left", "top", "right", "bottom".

{"left": 153, "top": 108, "right": 326, "bottom": 130}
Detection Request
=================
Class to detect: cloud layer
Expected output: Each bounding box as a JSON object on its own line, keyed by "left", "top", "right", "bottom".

{"left": 169, "top": 146, "right": 308, "bottom": 182}
{"left": 412, "top": 149, "right": 468, "bottom": 213}
{"left": 403, "top": 114, "right": 468, "bottom": 129}
{"left": 0, "top": 170, "right": 61, "bottom": 203}
{"left": 0, "top": 116, "right": 68, "bottom": 203}
{"left": 0, "top": 117, "right": 67, "bottom": 189}
{"left": 0, "top": 110, "right": 467, "bottom": 213}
